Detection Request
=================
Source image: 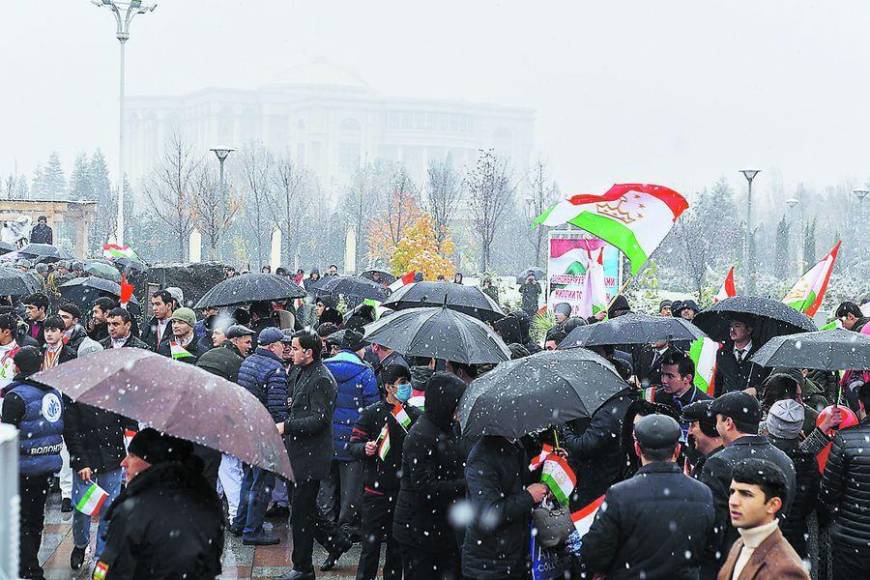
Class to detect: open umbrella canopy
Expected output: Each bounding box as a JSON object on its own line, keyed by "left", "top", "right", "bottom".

{"left": 751, "top": 328, "right": 870, "bottom": 371}
{"left": 382, "top": 281, "right": 504, "bottom": 322}
{"left": 194, "top": 273, "right": 306, "bottom": 308}
{"left": 459, "top": 348, "right": 629, "bottom": 439}
{"left": 33, "top": 348, "right": 293, "bottom": 480}
{"left": 113, "top": 256, "right": 148, "bottom": 272}
{"left": 0, "top": 267, "right": 40, "bottom": 297}
{"left": 692, "top": 296, "right": 817, "bottom": 344}
{"left": 83, "top": 260, "right": 121, "bottom": 282}
{"left": 59, "top": 276, "right": 140, "bottom": 314}
{"left": 559, "top": 312, "right": 706, "bottom": 349}
{"left": 360, "top": 269, "right": 397, "bottom": 285}
{"left": 516, "top": 266, "right": 546, "bottom": 284}
{"left": 17, "top": 243, "right": 75, "bottom": 263}
{"left": 363, "top": 306, "right": 511, "bottom": 365}
{"left": 0, "top": 241, "right": 15, "bottom": 255}
{"left": 308, "top": 275, "right": 390, "bottom": 306}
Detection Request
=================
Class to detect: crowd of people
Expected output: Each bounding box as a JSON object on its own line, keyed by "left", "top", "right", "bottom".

{"left": 1, "top": 256, "right": 869, "bottom": 580}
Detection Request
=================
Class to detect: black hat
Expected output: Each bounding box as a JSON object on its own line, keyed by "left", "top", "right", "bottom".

{"left": 709, "top": 391, "right": 762, "bottom": 429}
{"left": 13, "top": 346, "right": 42, "bottom": 376}
{"left": 127, "top": 428, "right": 193, "bottom": 464}
{"left": 681, "top": 400, "right": 718, "bottom": 438}
{"left": 659, "top": 299, "right": 673, "bottom": 311}
{"left": 633, "top": 414, "right": 681, "bottom": 452}
{"left": 225, "top": 324, "right": 255, "bottom": 339}
{"left": 673, "top": 299, "right": 700, "bottom": 316}
{"left": 340, "top": 328, "right": 369, "bottom": 352}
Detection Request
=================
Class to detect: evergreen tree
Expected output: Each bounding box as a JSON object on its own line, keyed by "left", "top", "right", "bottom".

{"left": 30, "top": 165, "right": 45, "bottom": 199}
{"left": 803, "top": 219, "right": 816, "bottom": 267}
{"left": 90, "top": 150, "right": 115, "bottom": 245}
{"left": 68, "top": 153, "right": 93, "bottom": 201}
{"left": 774, "top": 216, "right": 790, "bottom": 279}
{"left": 43, "top": 152, "right": 66, "bottom": 199}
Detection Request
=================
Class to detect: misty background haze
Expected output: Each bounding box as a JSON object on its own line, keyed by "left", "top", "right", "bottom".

{"left": 1, "top": 1, "right": 868, "bottom": 300}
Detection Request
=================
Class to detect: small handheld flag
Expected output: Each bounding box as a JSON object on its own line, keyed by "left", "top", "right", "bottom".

{"left": 540, "top": 454, "right": 577, "bottom": 505}
{"left": 76, "top": 482, "right": 110, "bottom": 516}
{"left": 376, "top": 423, "right": 391, "bottom": 461}
{"left": 391, "top": 403, "right": 412, "bottom": 431}
{"left": 528, "top": 444, "right": 554, "bottom": 471}
{"left": 783, "top": 241, "right": 841, "bottom": 317}
{"left": 713, "top": 267, "right": 736, "bottom": 303}
{"left": 388, "top": 271, "right": 416, "bottom": 292}
{"left": 689, "top": 337, "right": 720, "bottom": 396}
{"left": 571, "top": 495, "right": 605, "bottom": 539}
{"left": 123, "top": 428, "right": 136, "bottom": 451}
{"left": 170, "top": 342, "right": 193, "bottom": 360}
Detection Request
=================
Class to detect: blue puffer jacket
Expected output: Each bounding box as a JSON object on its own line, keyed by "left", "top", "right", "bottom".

{"left": 7, "top": 380, "right": 64, "bottom": 476}
{"left": 324, "top": 350, "right": 379, "bottom": 461}
{"left": 237, "top": 348, "right": 288, "bottom": 422}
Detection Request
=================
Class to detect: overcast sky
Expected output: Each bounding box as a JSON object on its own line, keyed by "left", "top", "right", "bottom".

{"left": 1, "top": 0, "right": 867, "bottom": 202}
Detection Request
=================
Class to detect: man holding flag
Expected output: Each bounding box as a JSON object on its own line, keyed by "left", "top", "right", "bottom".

{"left": 156, "top": 307, "right": 203, "bottom": 364}
{"left": 580, "top": 415, "right": 715, "bottom": 579}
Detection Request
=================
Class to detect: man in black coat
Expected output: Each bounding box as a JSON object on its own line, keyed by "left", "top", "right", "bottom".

{"left": 196, "top": 324, "right": 254, "bottom": 383}
{"left": 392, "top": 372, "right": 467, "bottom": 580}
{"left": 563, "top": 388, "right": 637, "bottom": 508}
{"left": 96, "top": 429, "right": 224, "bottom": 579}
{"left": 276, "top": 331, "right": 341, "bottom": 580}
{"left": 698, "top": 391, "right": 796, "bottom": 575}
{"left": 462, "top": 436, "right": 549, "bottom": 580}
{"left": 139, "top": 289, "right": 176, "bottom": 351}
{"left": 713, "top": 315, "right": 770, "bottom": 396}
{"left": 582, "top": 415, "right": 715, "bottom": 579}
{"left": 29, "top": 215, "right": 53, "bottom": 244}
{"left": 87, "top": 297, "right": 115, "bottom": 342}
{"left": 819, "top": 382, "right": 870, "bottom": 578}
{"left": 101, "top": 307, "right": 151, "bottom": 350}
{"left": 155, "top": 308, "right": 203, "bottom": 364}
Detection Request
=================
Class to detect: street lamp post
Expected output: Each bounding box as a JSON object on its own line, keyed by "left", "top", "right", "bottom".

{"left": 854, "top": 189, "right": 868, "bottom": 277}
{"left": 91, "top": 0, "right": 157, "bottom": 245}
{"left": 785, "top": 198, "right": 800, "bottom": 276}
{"left": 210, "top": 147, "right": 234, "bottom": 211}
{"left": 740, "top": 169, "right": 760, "bottom": 295}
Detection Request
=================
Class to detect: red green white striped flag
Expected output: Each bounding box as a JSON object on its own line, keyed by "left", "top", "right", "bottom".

{"left": 528, "top": 444, "right": 554, "bottom": 471}
{"left": 714, "top": 267, "right": 736, "bottom": 303}
{"left": 540, "top": 454, "right": 577, "bottom": 505}
{"left": 76, "top": 482, "right": 109, "bottom": 516}
{"left": 783, "top": 241, "right": 841, "bottom": 317}
{"left": 391, "top": 403, "right": 412, "bottom": 431}
{"left": 689, "top": 337, "right": 720, "bottom": 396}
{"left": 102, "top": 243, "right": 140, "bottom": 261}
{"left": 377, "top": 423, "right": 390, "bottom": 461}
{"left": 170, "top": 342, "right": 193, "bottom": 360}
{"left": 535, "top": 184, "right": 689, "bottom": 275}
{"left": 571, "top": 495, "right": 605, "bottom": 539}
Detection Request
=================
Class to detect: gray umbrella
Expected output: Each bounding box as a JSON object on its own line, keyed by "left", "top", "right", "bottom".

{"left": 559, "top": 312, "right": 706, "bottom": 349}
{"left": 362, "top": 306, "right": 511, "bottom": 365}
{"left": 459, "top": 348, "right": 629, "bottom": 439}
{"left": 194, "top": 273, "right": 306, "bottom": 308}
{"left": 17, "top": 243, "right": 75, "bottom": 263}
{"left": 0, "top": 267, "right": 40, "bottom": 297}
{"left": 692, "top": 296, "right": 817, "bottom": 344}
{"left": 84, "top": 259, "right": 121, "bottom": 282}
{"left": 750, "top": 328, "right": 870, "bottom": 371}
{"left": 59, "top": 276, "right": 141, "bottom": 314}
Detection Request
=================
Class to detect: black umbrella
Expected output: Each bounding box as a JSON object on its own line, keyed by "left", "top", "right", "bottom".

{"left": 692, "top": 296, "right": 817, "bottom": 344}
{"left": 382, "top": 281, "right": 504, "bottom": 323}
{"left": 362, "top": 306, "right": 511, "bottom": 365}
{"left": 114, "top": 256, "right": 148, "bottom": 272}
{"left": 750, "top": 328, "right": 870, "bottom": 371}
{"left": 59, "top": 276, "right": 141, "bottom": 314}
{"left": 0, "top": 241, "right": 15, "bottom": 255}
{"left": 308, "top": 275, "right": 390, "bottom": 307}
{"left": 559, "top": 312, "right": 707, "bottom": 349}
{"left": 360, "top": 269, "right": 397, "bottom": 285}
{"left": 516, "top": 266, "right": 546, "bottom": 284}
{"left": 0, "top": 267, "right": 40, "bottom": 297}
{"left": 459, "top": 348, "right": 629, "bottom": 439}
{"left": 17, "top": 243, "right": 75, "bottom": 263}
{"left": 194, "top": 273, "right": 306, "bottom": 308}
{"left": 83, "top": 259, "right": 121, "bottom": 282}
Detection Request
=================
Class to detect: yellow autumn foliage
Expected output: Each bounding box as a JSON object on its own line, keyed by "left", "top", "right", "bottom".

{"left": 390, "top": 213, "right": 455, "bottom": 281}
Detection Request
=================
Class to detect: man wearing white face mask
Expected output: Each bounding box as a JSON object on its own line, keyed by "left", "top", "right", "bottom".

{"left": 347, "top": 364, "right": 421, "bottom": 580}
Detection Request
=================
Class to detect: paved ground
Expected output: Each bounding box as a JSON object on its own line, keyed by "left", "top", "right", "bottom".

{"left": 39, "top": 492, "right": 367, "bottom": 579}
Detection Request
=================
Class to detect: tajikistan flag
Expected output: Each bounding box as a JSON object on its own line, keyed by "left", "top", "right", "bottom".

{"left": 689, "top": 337, "right": 720, "bottom": 396}
{"left": 541, "top": 454, "right": 577, "bottom": 505}
{"left": 76, "top": 482, "right": 109, "bottom": 516}
{"left": 713, "top": 267, "right": 736, "bottom": 303}
{"left": 103, "top": 243, "right": 140, "bottom": 261}
{"left": 783, "top": 241, "right": 841, "bottom": 317}
{"left": 535, "top": 184, "right": 689, "bottom": 275}
{"left": 571, "top": 495, "right": 605, "bottom": 539}
{"left": 170, "top": 342, "right": 193, "bottom": 360}
{"left": 391, "top": 403, "right": 412, "bottom": 431}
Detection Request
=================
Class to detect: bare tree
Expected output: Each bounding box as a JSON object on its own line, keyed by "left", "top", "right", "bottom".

{"left": 677, "top": 219, "right": 707, "bottom": 302}
{"left": 143, "top": 134, "right": 201, "bottom": 261}
{"left": 525, "top": 159, "right": 559, "bottom": 266}
{"left": 192, "top": 165, "right": 239, "bottom": 260}
{"left": 270, "top": 156, "right": 313, "bottom": 266}
{"left": 239, "top": 145, "right": 273, "bottom": 269}
{"left": 466, "top": 149, "right": 514, "bottom": 273}
{"left": 425, "top": 156, "right": 461, "bottom": 248}
{"left": 384, "top": 167, "right": 419, "bottom": 247}
{"left": 341, "top": 162, "right": 389, "bottom": 272}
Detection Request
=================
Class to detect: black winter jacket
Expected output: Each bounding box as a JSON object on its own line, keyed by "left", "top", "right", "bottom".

{"left": 582, "top": 462, "right": 715, "bottom": 580}
{"left": 97, "top": 460, "right": 223, "bottom": 579}
{"left": 769, "top": 435, "right": 819, "bottom": 557}
{"left": 156, "top": 336, "right": 204, "bottom": 364}
{"left": 139, "top": 316, "right": 172, "bottom": 352}
{"left": 393, "top": 372, "right": 466, "bottom": 551}
{"left": 100, "top": 334, "right": 152, "bottom": 351}
{"left": 461, "top": 437, "right": 535, "bottom": 579}
{"left": 348, "top": 399, "right": 420, "bottom": 494}
{"left": 284, "top": 360, "right": 337, "bottom": 482}
{"left": 196, "top": 341, "right": 245, "bottom": 384}
{"left": 819, "top": 418, "right": 870, "bottom": 552}
{"left": 713, "top": 342, "right": 771, "bottom": 396}
{"left": 563, "top": 389, "right": 636, "bottom": 508}
{"left": 64, "top": 400, "right": 134, "bottom": 474}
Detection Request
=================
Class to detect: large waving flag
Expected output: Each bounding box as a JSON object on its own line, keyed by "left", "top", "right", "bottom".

{"left": 689, "top": 337, "right": 720, "bottom": 395}
{"left": 578, "top": 250, "right": 608, "bottom": 319}
{"left": 783, "top": 241, "right": 841, "bottom": 317}
{"left": 534, "top": 184, "right": 689, "bottom": 275}
{"left": 103, "top": 243, "right": 140, "bottom": 261}
{"left": 713, "top": 267, "right": 736, "bottom": 303}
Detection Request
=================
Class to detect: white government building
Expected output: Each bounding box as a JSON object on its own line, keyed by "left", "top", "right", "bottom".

{"left": 124, "top": 62, "right": 535, "bottom": 198}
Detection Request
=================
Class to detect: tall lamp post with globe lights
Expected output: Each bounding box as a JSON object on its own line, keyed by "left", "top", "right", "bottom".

{"left": 90, "top": 0, "right": 157, "bottom": 245}
{"left": 740, "top": 169, "right": 760, "bottom": 295}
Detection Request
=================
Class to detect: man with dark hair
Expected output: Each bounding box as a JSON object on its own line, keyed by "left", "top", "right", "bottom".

{"left": 581, "top": 415, "right": 715, "bottom": 579}
{"left": 57, "top": 303, "right": 87, "bottom": 352}
{"left": 673, "top": 299, "right": 700, "bottom": 321}
{"left": 141, "top": 289, "right": 175, "bottom": 350}
{"left": 519, "top": 273, "right": 542, "bottom": 317}
{"left": 88, "top": 297, "right": 116, "bottom": 342}
{"left": 1, "top": 345, "right": 64, "bottom": 579}
{"left": 658, "top": 299, "right": 673, "bottom": 316}
{"left": 836, "top": 300, "right": 870, "bottom": 332}
{"left": 0, "top": 312, "right": 22, "bottom": 388}
{"left": 24, "top": 292, "right": 50, "bottom": 346}
{"left": 327, "top": 264, "right": 339, "bottom": 276}
{"left": 41, "top": 315, "right": 76, "bottom": 369}
{"left": 30, "top": 215, "right": 53, "bottom": 244}
{"left": 658, "top": 350, "right": 711, "bottom": 413}
{"left": 819, "top": 381, "right": 870, "bottom": 577}
{"left": 277, "top": 330, "right": 339, "bottom": 580}
{"left": 544, "top": 327, "right": 566, "bottom": 351}
{"left": 718, "top": 459, "right": 809, "bottom": 580}
{"left": 682, "top": 400, "right": 724, "bottom": 477}
{"left": 713, "top": 315, "right": 770, "bottom": 396}
{"left": 699, "top": 392, "right": 796, "bottom": 573}
{"left": 101, "top": 307, "right": 150, "bottom": 350}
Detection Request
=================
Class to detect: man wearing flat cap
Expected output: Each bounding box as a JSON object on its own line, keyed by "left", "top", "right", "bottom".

{"left": 582, "top": 414, "right": 715, "bottom": 579}
{"left": 682, "top": 400, "right": 724, "bottom": 478}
